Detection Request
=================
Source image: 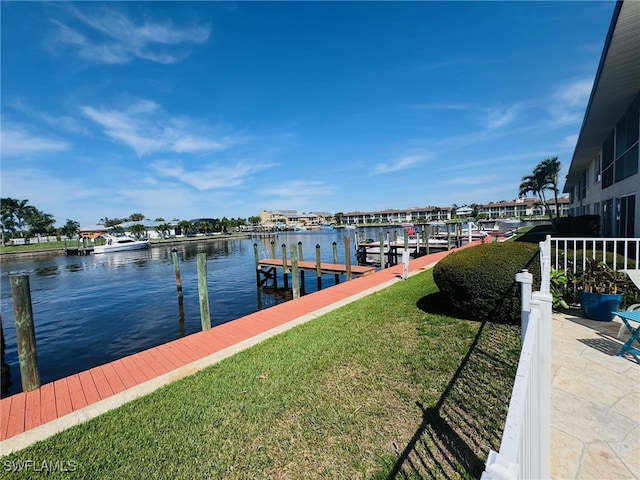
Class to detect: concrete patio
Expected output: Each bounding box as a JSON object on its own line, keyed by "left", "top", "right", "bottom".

{"left": 551, "top": 311, "right": 640, "bottom": 479}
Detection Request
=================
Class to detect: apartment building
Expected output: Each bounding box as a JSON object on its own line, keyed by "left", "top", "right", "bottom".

{"left": 563, "top": 1, "right": 639, "bottom": 238}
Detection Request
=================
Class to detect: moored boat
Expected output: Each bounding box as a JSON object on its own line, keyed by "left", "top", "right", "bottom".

{"left": 93, "top": 234, "right": 150, "bottom": 254}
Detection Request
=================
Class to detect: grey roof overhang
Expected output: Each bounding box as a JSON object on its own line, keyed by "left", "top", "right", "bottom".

{"left": 563, "top": 1, "right": 640, "bottom": 193}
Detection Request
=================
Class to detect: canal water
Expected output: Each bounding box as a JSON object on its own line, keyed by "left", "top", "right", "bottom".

{"left": 0, "top": 229, "right": 377, "bottom": 397}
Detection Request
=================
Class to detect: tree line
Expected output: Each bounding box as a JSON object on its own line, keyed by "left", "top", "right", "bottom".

{"left": 0, "top": 198, "right": 264, "bottom": 244}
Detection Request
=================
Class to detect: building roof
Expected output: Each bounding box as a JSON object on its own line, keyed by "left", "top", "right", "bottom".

{"left": 564, "top": 1, "right": 640, "bottom": 192}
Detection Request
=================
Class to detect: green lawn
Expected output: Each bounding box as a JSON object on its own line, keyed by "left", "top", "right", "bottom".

{"left": 0, "top": 270, "right": 521, "bottom": 479}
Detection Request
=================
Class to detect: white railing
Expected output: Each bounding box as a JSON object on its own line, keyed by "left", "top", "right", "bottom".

{"left": 549, "top": 236, "right": 640, "bottom": 273}
{"left": 482, "top": 239, "right": 552, "bottom": 480}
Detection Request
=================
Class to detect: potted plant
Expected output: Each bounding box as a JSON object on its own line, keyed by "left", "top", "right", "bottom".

{"left": 574, "top": 259, "right": 626, "bottom": 321}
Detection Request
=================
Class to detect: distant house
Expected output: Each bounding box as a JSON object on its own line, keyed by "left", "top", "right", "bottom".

{"left": 259, "top": 210, "right": 327, "bottom": 226}
{"left": 563, "top": 1, "right": 639, "bottom": 237}
{"left": 115, "top": 220, "right": 178, "bottom": 239}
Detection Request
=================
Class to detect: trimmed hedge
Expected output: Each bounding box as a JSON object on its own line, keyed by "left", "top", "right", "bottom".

{"left": 433, "top": 243, "right": 541, "bottom": 324}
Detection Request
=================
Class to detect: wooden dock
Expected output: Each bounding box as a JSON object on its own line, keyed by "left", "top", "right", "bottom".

{"left": 257, "top": 259, "right": 375, "bottom": 277}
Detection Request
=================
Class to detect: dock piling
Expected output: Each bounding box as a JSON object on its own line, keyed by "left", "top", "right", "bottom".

{"left": 344, "top": 236, "right": 352, "bottom": 280}
{"left": 332, "top": 241, "right": 340, "bottom": 284}
{"left": 281, "top": 243, "right": 289, "bottom": 289}
{"left": 297, "top": 242, "right": 305, "bottom": 294}
{"left": 171, "top": 248, "right": 185, "bottom": 335}
{"left": 197, "top": 253, "right": 211, "bottom": 331}
{"left": 315, "top": 244, "right": 322, "bottom": 290}
{"left": 1, "top": 316, "right": 11, "bottom": 396}
{"left": 9, "top": 275, "right": 40, "bottom": 392}
{"left": 379, "top": 231, "right": 386, "bottom": 269}
{"left": 290, "top": 245, "right": 300, "bottom": 299}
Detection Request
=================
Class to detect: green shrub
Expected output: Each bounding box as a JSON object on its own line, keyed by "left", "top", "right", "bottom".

{"left": 433, "top": 243, "right": 541, "bottom": 324}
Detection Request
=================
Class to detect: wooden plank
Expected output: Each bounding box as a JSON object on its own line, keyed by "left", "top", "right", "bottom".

{"left": 5, "top": 393, "right": 26, "bottom": 439}
{"left": 53, "top": 378, "right": 73, "bottom": 417}
{"left": 0, "top": 397, "right": 12, "bottom": 440}
{"left": 118, "top": 356, "right": 152, "bottom": 385}
{"left": 89, "top": 366, "right": 114, "bottom": 400}
{"left": 39, "top": 382, "right": 57, "bottom": 423}
{"left": 258, "top": 259, "right": 374, "bottom": 276}
{"left": 110, "top": 360, "right": 138, "bottom": 390}
{"left": 23, "top": 389, "right": 42, "bottom": 430}
{"left": 77, "top": 370, "right": 101, "bottom": 406}
{"left": 100, "top": 363, "right": 126, "bottom": 395}
{"left": 65, "top": 374, "right": 88, "bottom": 411}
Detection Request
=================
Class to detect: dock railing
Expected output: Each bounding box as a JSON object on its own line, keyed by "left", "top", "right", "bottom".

{"left": 482, "top": 237, "right": 552, "bottom": 480}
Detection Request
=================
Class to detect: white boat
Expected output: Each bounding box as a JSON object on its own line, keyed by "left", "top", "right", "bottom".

{"left": 93, "top": 234, "right": 150, "bottom": 254}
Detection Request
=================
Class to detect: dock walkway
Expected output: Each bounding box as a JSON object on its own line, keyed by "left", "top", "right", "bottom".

{"left": 257, "top": 258, "right": 375, "bottom": 277}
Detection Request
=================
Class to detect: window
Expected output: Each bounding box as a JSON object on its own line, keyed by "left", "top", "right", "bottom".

{"left": 614, "top": 95, "right": 639, "bottom": 183}
{"left": 593, "top": 152, "right": 601, "bottom": 184}
{"left": 602, "top": 199, "right": 614, "bottom": 237}
{"left": 602, "top": 132, "right": 615, "bottom": 188}
{"left": 617, "top": 194, "right": 636, "bottom": 238}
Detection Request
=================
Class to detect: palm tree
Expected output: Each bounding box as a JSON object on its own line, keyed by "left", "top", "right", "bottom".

{"left": 129, "top": 223, "right": 147, "bottom": 240}
{"left": 26, "top": 209, "right": 56, "bottom": 241}
{"left": 520, "top": 157, "right": 562, "bottom": 226}
{"left": 60, "top": 220, "right": 80, "bottom": 240}
{"left": 156, "top": 222, "right": 173, "bottom": 239}
{"left": 197, "top": 221, "right": 214, "bottom": 235}
{"left": 519, "top": 171, "right": 554, "bottom": 222}
{"left": 178, "top": 220, "right": 192, "bottom": 236}
{"left": 536, "top": 157, "right": 562, "bottom": 225}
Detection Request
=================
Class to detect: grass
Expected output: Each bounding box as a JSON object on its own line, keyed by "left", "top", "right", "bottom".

{"left": 0, "top": 270, "right": 521, "bottom": 479}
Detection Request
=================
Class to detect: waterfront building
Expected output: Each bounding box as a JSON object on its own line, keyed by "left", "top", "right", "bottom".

{"left": 563, "top": 0, "right": 639, "bottom": 238}
{"left": 259, "top": 210, "right": 330, "bottom": 227}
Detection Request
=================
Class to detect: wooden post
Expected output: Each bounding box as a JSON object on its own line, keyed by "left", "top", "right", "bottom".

{"left": 387, "top": 232, "right": 393, "bottom": 266}
{"left": 297, "top": 241, "right": 305, "bottom": 294}
{"left": 379, "top": 231, "right": 386, "bottom": 269}
{"left": 425, "top": 225, "right": 430, "bottom": 255}
{"left": 316, "top": 244, "right": 322, "bottom": 290}
{"left": 171, "top": 249, "right": 185, "bottom": 331}
{"left": 290, "top": 245, "right": 300, "bottom": 299}
{"left": 332, "top": 241, "right": 340, "bottom": 284}
{"left": 270, "top": 240, "right": 276, "bottom": 259}
{"left": 280, "top": 243, "right": 289, "bottom": 289}
{"left": 253, "top": 243, "right": 261, "bottom": 286}
{"left": 1, "top": 316, "right": 10, "bottom": 396}
{"left": 404, "top": 228, "right": 409, "bottom": 254}
{"left": 447, "top": 224, "right": 452, "bottom": 250}
{"left": 344, "top": 236, "right": 352, "bottom": 281}
{"left": 197, "top": 253, "right": 211, "bottom": 331}
{"left": 9, "top": 275, "right": 40, "bottom": 392}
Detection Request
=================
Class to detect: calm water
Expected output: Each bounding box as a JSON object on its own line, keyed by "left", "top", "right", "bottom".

{"left": 1, "top": 230, "right": 378, "bottom": 397}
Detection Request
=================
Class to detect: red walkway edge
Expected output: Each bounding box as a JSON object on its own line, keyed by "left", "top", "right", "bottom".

{"left": 0, "top": 239, "right": 488, "bottom": 452}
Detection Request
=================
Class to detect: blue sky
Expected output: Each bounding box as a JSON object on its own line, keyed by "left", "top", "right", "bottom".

{"left": 1, "top": 1, "right": 614, "bottom": 226}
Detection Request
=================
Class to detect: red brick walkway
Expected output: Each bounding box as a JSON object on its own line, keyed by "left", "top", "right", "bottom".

{"left": 0, "top": 241, "right": 485, "bottom": 454}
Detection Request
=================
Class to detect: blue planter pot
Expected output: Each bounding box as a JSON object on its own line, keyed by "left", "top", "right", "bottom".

{"left": 578, "top": 291, "right": 623, "bottom": 321}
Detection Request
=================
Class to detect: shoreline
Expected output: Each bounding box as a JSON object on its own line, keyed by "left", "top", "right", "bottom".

{"left": 0, "top": 234, "right": 256, "bottom": 261}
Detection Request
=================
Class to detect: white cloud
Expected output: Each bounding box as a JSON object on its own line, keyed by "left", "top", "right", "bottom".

{"left": 483, "top": 104, "right": 520, "bottom": 130}
{"left": 370, "top": 155, "right": 427, "bottom": 176}
{"left": 1, "top": 126, "right": 71, "bottom": 157}
{"left": 81, "top": 101, "right": 237, "bottom": 156}
{"left": 547, "top": 77, "right": 594, "bottom": 126}
{"left": 52, "top": 6, "right": 209, "bottom": 65}
{"left": 153, "top": 161, "right": 275, "bottom": 190}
